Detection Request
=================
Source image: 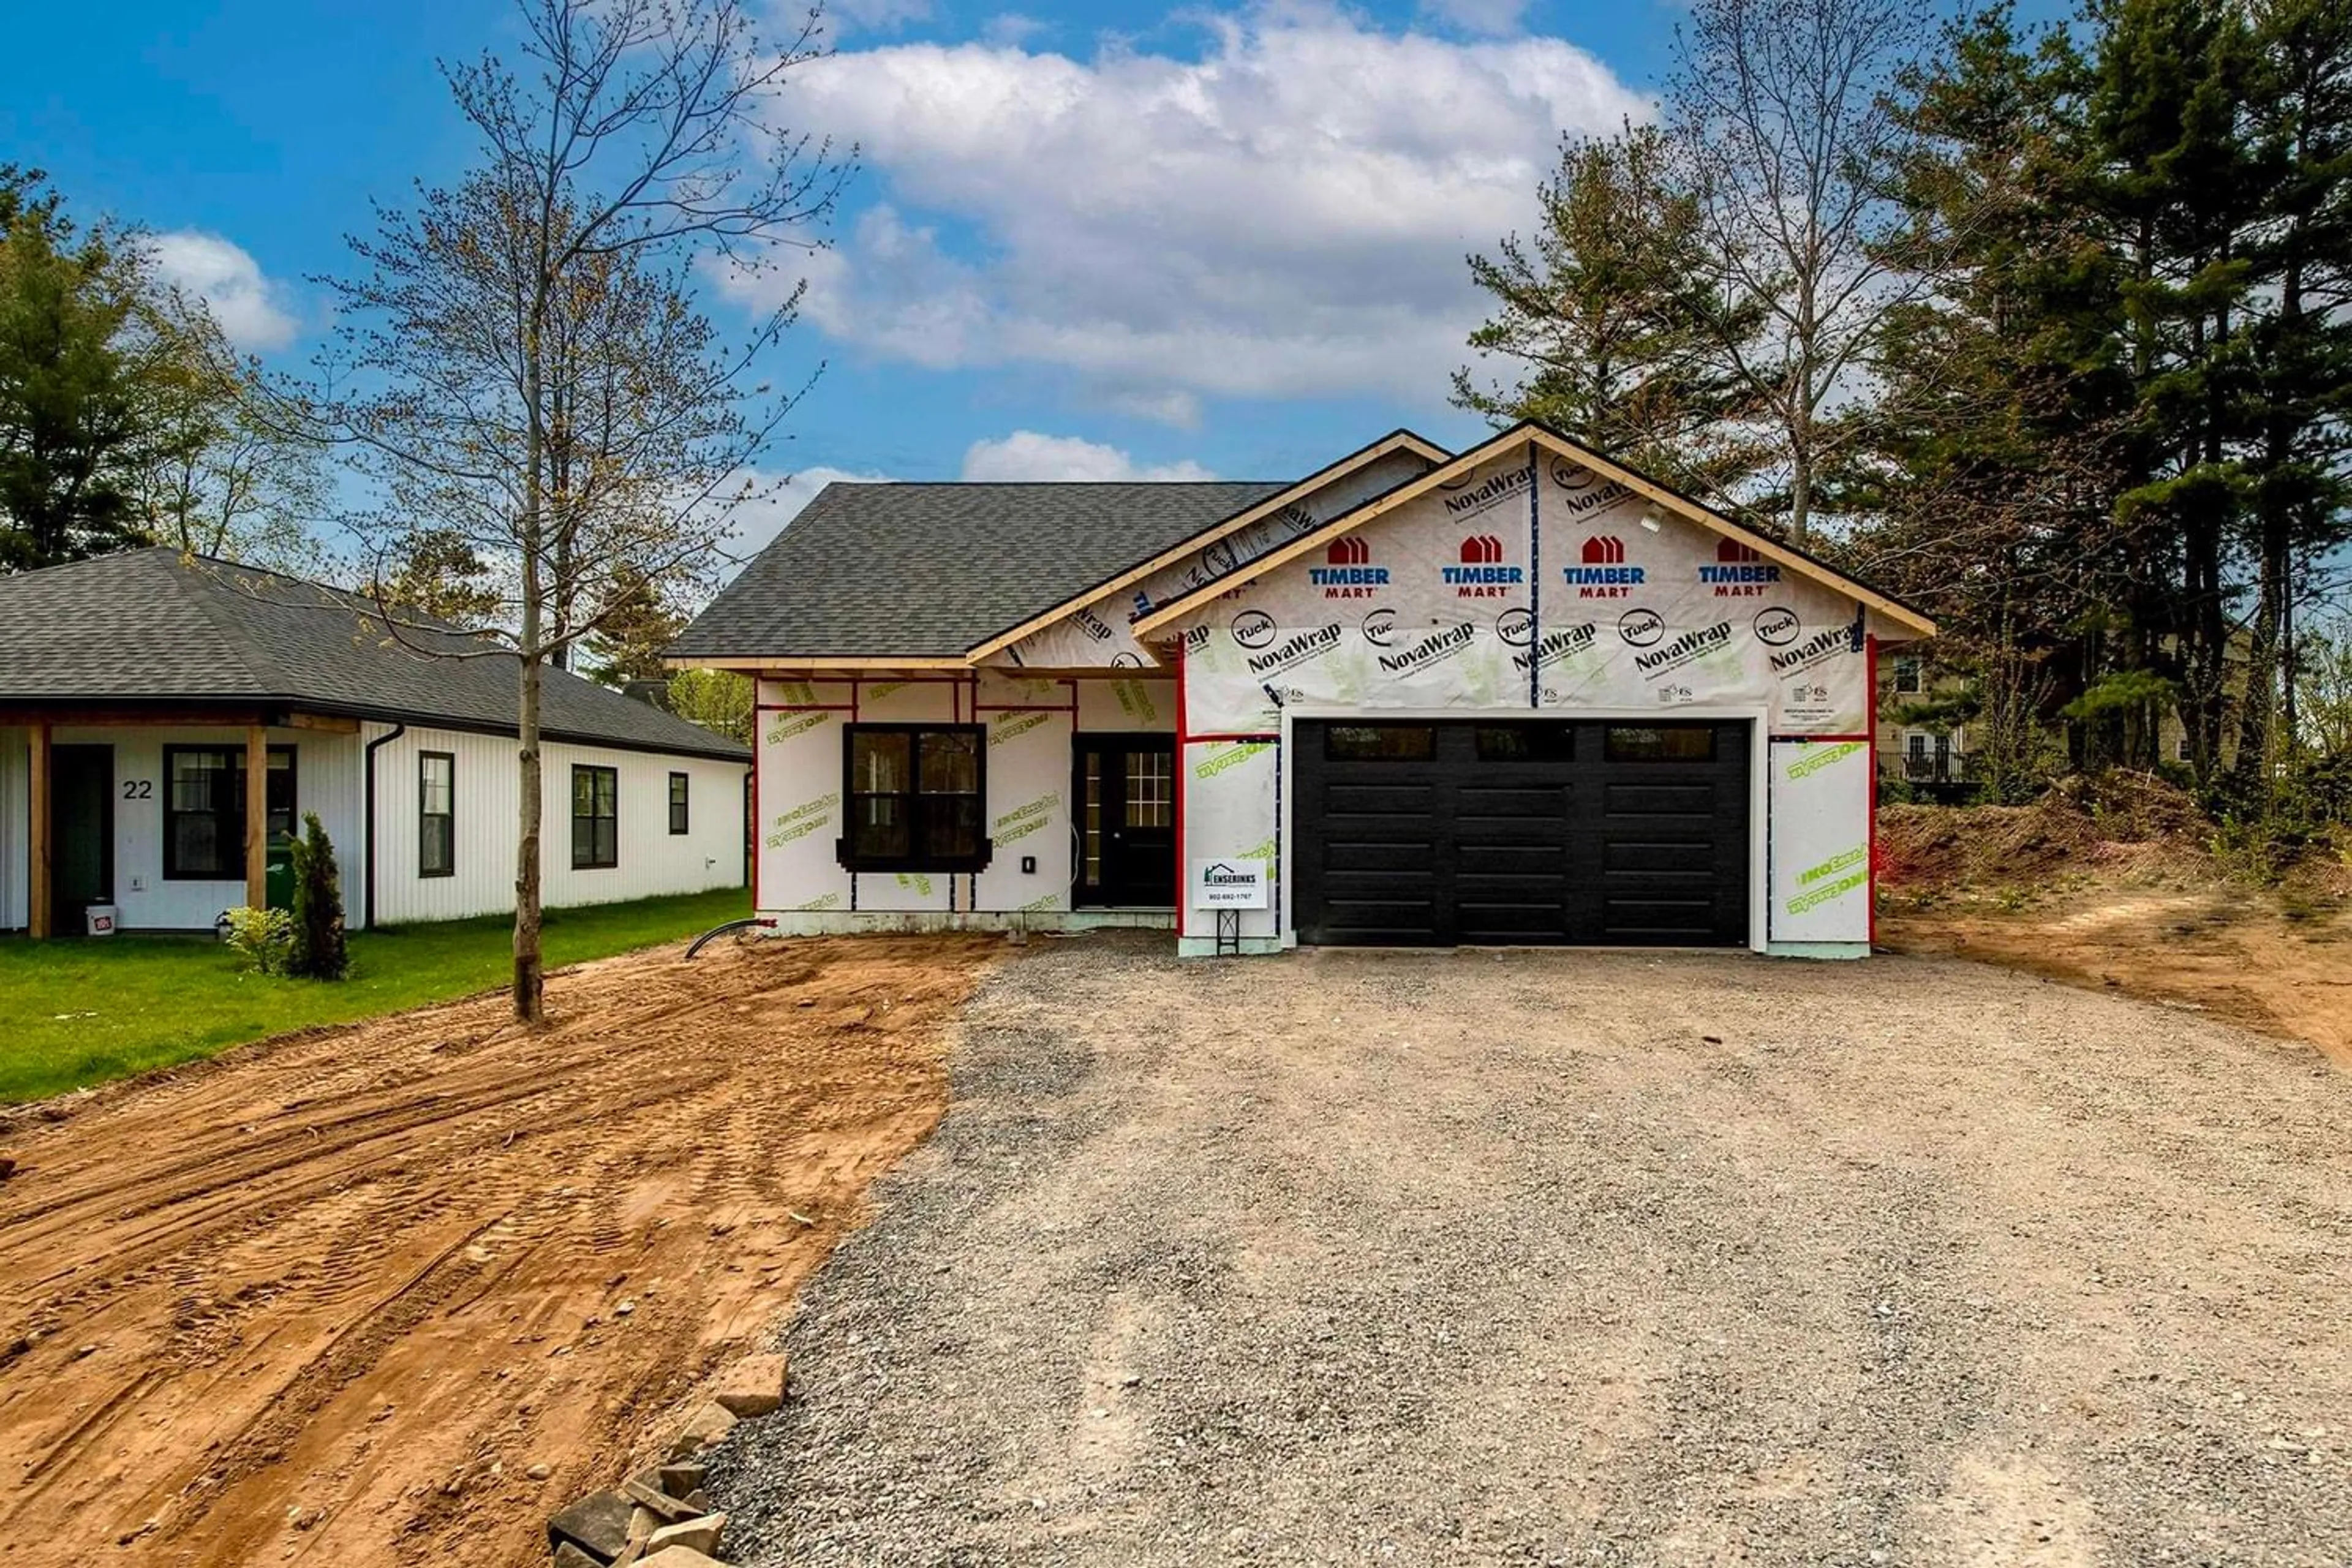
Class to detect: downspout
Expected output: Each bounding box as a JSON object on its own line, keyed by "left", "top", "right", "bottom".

{"left": 363, "top": 723, "right": 407, "bottom": 932}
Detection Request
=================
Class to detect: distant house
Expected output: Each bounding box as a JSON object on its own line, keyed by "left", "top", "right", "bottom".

{"left": 0, "top": 549, "right": 748, "bottom": 937}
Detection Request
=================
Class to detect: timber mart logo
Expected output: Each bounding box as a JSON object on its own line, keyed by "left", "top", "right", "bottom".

{"left": 1754, "top": 606, "right": 1801, "bottom": 647}
{"left": 1562, "top": 535, "right": 1645, "bottom": 598}
{"left": 1309, "top": 536, "right": 1389, "bottom": 599}
{"left": 1549, "top": 458, "right": 1634, "bottom": 516}
{"left": 1700, "top": 538, "right": 1783, "bottom": 597}
{"left": 1364, "top": 606, "right": 1399, "bottom": 647}
{"left": 1232, "top": 609, "right": 1278, "bottom": 650}
{"left": 1438, "top": 463, "right": 1532, "bottom": 521}
{"left": 1618, "top": 607, "right": 1666, "bottom": 648}
{"left": 1442, "top": 534, "right": 1523, "bottom": 599}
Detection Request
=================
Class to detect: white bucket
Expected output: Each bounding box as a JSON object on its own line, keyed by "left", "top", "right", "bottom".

{"left": 85, "top": 904, "right": 118, "bottom": 938}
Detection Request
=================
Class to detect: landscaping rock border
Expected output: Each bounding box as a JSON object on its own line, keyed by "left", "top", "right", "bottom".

{"left": 545, "top": 1354, "right": 785, "bottom": 1567}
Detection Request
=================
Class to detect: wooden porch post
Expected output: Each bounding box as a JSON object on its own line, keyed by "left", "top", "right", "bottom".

{"left": 245, "top": 725, "right": 268, "bottom": 911}
{"left": 28, "top": 723, "right": 51, "bottom": 939}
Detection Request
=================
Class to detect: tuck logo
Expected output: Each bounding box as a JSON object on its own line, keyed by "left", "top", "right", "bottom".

{"left": 1700, "top": 538, "right": 1782, "bottom": 597}
{"left": 1442, "top": 533, "right": 1523, "bottom": 598}
{"left": 1309, "top": 535, "right": 1388, "bottom": 599}
{"left": 1232, "top": 609, "right": 1278, "bottom": 650}
{"left": 1364, "top": 606, "right": 1399, "bottom": 647}
{"left": 1619, "top": 607, "right": 1666, "bottom": 647}
{"left": 1564, "top": 534, "right": 1645, "bottom": 598}
{"left": 1754, "top": 606, "right": 1801, "bottom": 647}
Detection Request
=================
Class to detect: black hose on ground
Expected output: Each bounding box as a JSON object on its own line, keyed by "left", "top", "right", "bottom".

{"left": 685, "top": 916, "right": 772, "bottom": 959}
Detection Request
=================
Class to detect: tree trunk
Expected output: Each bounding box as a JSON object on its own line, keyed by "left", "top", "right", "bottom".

{"left": 514, "top": 601, "right": 546, "bottom": 1023}
{"left": 513, "top": 352, "right": 548, "bottom": 1024}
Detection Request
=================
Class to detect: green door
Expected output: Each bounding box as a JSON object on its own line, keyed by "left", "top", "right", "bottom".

{"left": 50, "top": 744, "right": 114, "bottom": 930}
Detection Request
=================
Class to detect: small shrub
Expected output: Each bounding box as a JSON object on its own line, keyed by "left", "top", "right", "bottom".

{"left": 224, "top": 906, "right": 295, "bottom": 975}
{"left": 287, "top": 813, "right": 350, "bottom": 981}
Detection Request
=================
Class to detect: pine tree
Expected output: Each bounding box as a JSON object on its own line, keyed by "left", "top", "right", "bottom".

{"left": 287, "top": 813, "right": 349, "bottom": 982}
{"left": 1454, "top": 126, "right": 1768, "bottom": 507}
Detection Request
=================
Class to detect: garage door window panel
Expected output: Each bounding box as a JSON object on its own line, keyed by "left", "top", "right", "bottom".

{"left": 1604, "top": 725, "right": 1718, "bottom": 762}
{"left": 1325, "top": 725, "right": 1436, "bottom": 760}
{"left": 843, "top": 725, "right": 989, "bottom": 872}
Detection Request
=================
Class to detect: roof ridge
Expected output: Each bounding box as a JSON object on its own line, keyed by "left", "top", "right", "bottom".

{"left": 148, "top": 552, "right": 287, "bottom": 696}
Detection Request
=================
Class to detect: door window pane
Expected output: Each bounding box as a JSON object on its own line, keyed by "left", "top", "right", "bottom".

{"left": 1124, "top": 750, "right": 1172, "bottom": 827}
{"left": 1082, "top": 753, "right": 1103, "bottom": 888}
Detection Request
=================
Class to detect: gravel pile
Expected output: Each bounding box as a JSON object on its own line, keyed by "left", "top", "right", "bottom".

{"left": 707, "top": 934, "right": 2352, "bottom": 1566}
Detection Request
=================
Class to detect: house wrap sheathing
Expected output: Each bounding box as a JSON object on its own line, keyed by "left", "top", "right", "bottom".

{"left": 677, "top": 423, "right": 1931, "bottom": 958}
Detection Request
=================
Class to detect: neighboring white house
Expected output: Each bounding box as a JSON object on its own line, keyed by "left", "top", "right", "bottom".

{"left": 669, "top": 422, "right": 1936, "bottom": 960}
{"left": 0, "top": 548, "right": 748, "bottom": 937}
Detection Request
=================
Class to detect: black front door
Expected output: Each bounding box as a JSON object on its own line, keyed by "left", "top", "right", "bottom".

{"left": 50, "top": 744, "right": 115, "bottom": 930}
{"left": 1073, "top": 736, "right": 1177, "bottom": 907}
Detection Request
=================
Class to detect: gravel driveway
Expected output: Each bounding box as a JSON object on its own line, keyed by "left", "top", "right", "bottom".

{"left": 707, "top": 935, "right": 2352, "bottom": 1566}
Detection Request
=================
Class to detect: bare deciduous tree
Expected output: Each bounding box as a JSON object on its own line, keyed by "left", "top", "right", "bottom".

{"left": 315, "top": 0, "right": 851, "bottom": 1022}
{"left": 1667, "top": 0, "right": 1934, "bottom": 541}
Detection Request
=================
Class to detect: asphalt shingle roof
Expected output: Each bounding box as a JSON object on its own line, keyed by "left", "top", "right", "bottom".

{"left": 668, "top": 480, "right": 1287, "bottom": 659}
{"left": 0, "top": 548, "right": 748, "bottom": 761}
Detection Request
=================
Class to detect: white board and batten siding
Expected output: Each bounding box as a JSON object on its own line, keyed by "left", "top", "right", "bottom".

{"left": 0, "top": 723, "right": 366, "bottom": 933}
{"left": 364, "top": 723, "right": 745, "bottom": 927}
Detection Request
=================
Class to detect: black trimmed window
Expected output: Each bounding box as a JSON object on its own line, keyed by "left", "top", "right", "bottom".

{"left": 420, "top": 752, "right": 455, "bottom": 878}
{"left": 1605, "top": 725, "right": 1717, "bottom": 762}
{"left": 840, "top": 725, "right": 989, "bottom": 872}
{"left": 164, "top": 745, "right": 295, "bottom": 880}
{"left": 1893, "top": 656, "right": 1923, "bottom": 695}
{"left": 668, "top": 771, "right": 690, "bottom": 835}
{"left": 571, "top": 765, "right": 619, "bottom": 870}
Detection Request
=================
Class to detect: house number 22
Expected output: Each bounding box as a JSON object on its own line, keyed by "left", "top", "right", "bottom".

{"left": 122, "top": 780, "right": 153, "bottom": 799}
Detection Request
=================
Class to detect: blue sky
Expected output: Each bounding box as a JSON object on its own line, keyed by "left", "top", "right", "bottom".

{"left": 6, "top": 0, "right": 1722, "bottom": 546}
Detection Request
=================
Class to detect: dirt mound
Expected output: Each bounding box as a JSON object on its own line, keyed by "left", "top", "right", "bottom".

{"left": 1879, "top": 771, "right": 2207, "bottom": 891}
{"left": 0, "top": 933, "right": 1001, "bottom": 1567}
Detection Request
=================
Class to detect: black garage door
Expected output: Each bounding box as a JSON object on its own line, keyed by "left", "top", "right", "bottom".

{"left": 1292, "top": 720, "right": 1749, "bottom": 946}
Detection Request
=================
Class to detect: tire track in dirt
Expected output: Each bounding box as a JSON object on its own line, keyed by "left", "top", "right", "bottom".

{"left": 0, "top": 935, "right": 1000, "bottom": 1567}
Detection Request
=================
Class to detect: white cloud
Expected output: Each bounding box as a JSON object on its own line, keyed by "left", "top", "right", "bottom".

{"left": 731, "top": 10, "right": 1648, "bottom": 408}
{"left": 960, "top": 431, "right": 1215, "bottom": 482}
{"left": 721, "top": 464, "right": 891, "bottom": 565}
{"left": 148, "top": 232, "right": 301, "bottom": 353}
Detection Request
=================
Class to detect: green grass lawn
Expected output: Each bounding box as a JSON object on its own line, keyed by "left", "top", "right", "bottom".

{"left": 0, "top": 886, "right": 749, "bottom": 1105}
